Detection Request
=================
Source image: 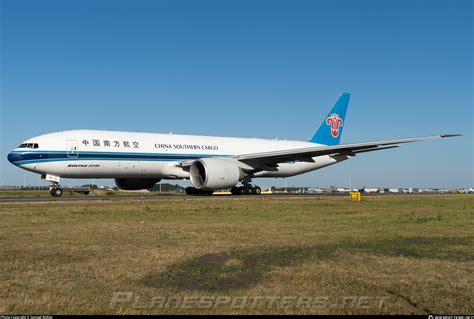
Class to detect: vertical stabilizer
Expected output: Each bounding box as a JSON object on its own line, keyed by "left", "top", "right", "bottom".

{"left": 309, "top": 92, "right": 350, "bottom": 145}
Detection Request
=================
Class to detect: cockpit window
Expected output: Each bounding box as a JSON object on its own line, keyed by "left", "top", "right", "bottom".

{"left": 18, "top": 143, "right": 39, "bottom": 149}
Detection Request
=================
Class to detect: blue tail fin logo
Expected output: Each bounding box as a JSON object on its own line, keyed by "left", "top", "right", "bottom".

{"left": 309, "top": 92, "right": 350, "bottom": 146}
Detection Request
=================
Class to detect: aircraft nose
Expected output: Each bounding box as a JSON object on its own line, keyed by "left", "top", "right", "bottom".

{"left": 7, "top": 152, "right": 21, "bottom": 165}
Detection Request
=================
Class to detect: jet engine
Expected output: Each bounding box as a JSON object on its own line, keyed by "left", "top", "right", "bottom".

{"left": 189, "top": 158, "right": 241, "bottom": 189}
{"left": 114, "top": 178, "right": 161, "bottom": 190}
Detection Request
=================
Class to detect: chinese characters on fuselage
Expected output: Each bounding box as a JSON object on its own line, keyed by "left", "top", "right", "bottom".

{"left": 82, "top": 139, "right": 140, "bottom": 148}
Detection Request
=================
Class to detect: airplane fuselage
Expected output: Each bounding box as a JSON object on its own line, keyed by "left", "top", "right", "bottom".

{"left": 7, "top": 130, "right": 345, "bottom": 180}
{"left": 7, "top": 93, "right": 458, "bottom": 196}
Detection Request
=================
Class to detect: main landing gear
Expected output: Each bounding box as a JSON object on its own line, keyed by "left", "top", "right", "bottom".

{"left": 185, "top": 186, "right": 262, "bottom": 196}
{"left": 230, "top": 185, "right": 262, "bottom": 195}
{"left": 185, "top": 178, "right": 262, "bottom": 196}
{"left": 230, "top": 177, "right": 262, "bottom": 196}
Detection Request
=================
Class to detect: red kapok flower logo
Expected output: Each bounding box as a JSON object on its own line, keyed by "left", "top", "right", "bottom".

{"left": 326, "top": 113, "right": 343, "bottom": 138}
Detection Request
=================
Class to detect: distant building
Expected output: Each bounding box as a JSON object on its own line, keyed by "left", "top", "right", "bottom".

{"left": 418, "top": 188, "right": 433, "bottom": 193}
{"left": 364, "top": 188, "right": 379, "bottom": 193}
{"left": 307, "top": 188, "right": 324, "bottom": 194}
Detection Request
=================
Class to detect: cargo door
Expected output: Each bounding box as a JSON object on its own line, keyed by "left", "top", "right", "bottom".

{"left": 66, "top": 140, "right": 79, "bottom": 158}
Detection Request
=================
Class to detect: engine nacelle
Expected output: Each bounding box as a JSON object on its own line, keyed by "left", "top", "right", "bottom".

{"left": 189, "top": 158, "right": 241, "bottom": 189}
{"left": 114, "top": 178, "right": 161, "bottom": 190}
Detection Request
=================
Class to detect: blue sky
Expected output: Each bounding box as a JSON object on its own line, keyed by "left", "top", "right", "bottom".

{"left": 1, "top": 0, "right": 472, "bottom": 188}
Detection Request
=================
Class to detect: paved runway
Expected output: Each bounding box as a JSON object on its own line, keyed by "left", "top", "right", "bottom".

{"left": 0, "top": 192, "right": 458, "bottom": 203}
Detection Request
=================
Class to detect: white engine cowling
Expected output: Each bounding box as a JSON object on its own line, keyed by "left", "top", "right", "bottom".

{"left": 189, "top": 158, "right": 241, "bottom": 189}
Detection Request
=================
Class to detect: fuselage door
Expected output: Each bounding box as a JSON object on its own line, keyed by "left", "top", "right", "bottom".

{"left": 66, "top": 140, "right": 79, "bottom": 158}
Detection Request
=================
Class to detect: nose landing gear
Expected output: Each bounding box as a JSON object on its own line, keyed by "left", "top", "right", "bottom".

{"left": 50, "top": 185, "right": 63, "bottom": 197}
{"left": 42, "top": 174, "right": 63, "bottom": 197}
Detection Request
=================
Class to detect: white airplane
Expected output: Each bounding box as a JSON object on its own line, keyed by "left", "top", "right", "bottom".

{"left": 7, "top": 93, "right": 461, "bottom": 196}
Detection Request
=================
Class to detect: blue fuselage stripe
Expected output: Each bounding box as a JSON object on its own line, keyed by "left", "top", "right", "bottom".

{"left": 9, "top": 150, "right": 229, "bottom": 165}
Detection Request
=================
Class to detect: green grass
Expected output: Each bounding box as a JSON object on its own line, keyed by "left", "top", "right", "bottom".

{"left": 0, "top": 189, "right": 58, "bottom": 197}
{"left": 0, "top": 194, "right": 472, "bottom": 314}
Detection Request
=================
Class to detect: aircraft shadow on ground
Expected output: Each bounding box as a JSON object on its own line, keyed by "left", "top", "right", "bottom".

{"left": 142, "top": 236, "right": 472, "bottom": 292}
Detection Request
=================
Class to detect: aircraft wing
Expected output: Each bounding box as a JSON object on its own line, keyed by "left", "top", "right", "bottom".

{"left": 234, "top": 134, "right": 461, "bottom": 166}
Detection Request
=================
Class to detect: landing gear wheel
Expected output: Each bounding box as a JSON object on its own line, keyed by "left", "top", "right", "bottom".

{"left": 186, "top": 187, "right": 213, "bottom": 196}
{"left": 235, "top": 184, "right": 262, "bottom": 195}
{"left": 50, "top": 188, "right": 63, "bottom": 197}
{"left": 254, "top": 186, "right": 262, "bottom": 195}
{"left": 231, "top": 186, "right": 240, "bottom": 195}
{"left": 186, "top": 187, "right": 195, "bottom": 195}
